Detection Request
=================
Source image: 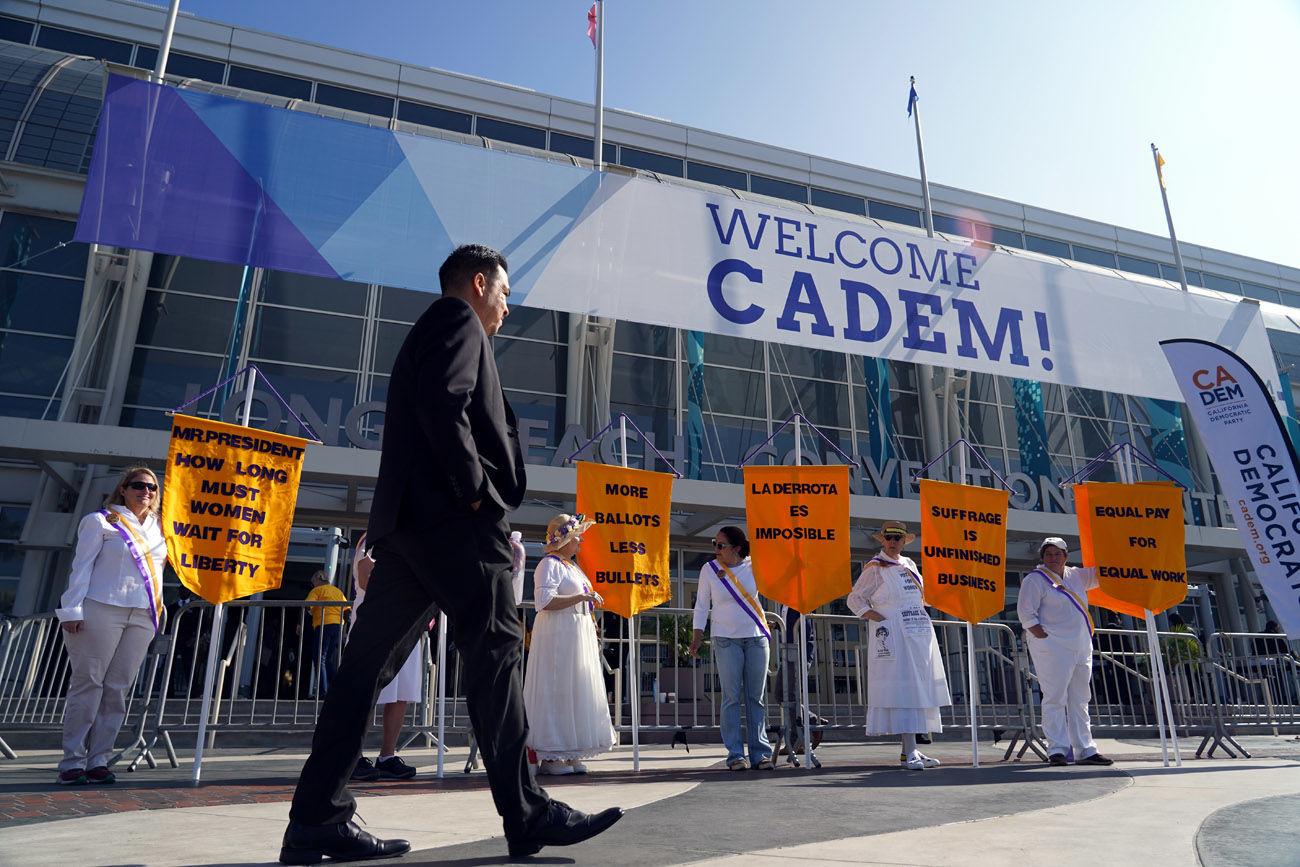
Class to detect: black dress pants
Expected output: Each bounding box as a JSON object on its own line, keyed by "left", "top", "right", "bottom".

{"left": 288, "top": 507, "right": 549, "bottom": 838}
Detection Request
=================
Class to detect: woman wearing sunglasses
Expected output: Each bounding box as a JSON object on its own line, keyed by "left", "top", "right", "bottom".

{"left": 54, "top": 466, "right": 167, "bottom": 785}
{"left": 689, "top": 526, "right": 775, "bottom": 771}
{"left": 847, "top": 521, "right": 951, "bottom": 770}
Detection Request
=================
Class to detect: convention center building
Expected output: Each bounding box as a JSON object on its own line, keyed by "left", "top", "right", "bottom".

{"left": 1, "top": 0, "right": 1297, "bottom": 681}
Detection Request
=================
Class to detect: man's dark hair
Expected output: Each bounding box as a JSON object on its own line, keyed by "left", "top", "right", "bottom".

{"left": 439, "top": 244, "right": 508, "bottom": 294}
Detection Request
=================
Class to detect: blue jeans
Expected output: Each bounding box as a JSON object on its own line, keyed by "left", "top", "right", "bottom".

{"left": 313, "top": 623, "right": 342, "bottom": 695}
{"left": 713, "top": 636, "right": 772, "bottom": 765}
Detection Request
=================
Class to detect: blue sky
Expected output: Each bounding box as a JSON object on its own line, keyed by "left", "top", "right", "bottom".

{"left": 147, "top": 0, "right": 1300, "bottom": 269}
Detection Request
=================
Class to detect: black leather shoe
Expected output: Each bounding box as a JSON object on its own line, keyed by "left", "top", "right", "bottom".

{"left": 279, "top": 820, "right": 410, "bottom": 864}
{"left": 1047, "top": 753, "right": 1069, "bottom": 767}
{"left": 1077, "top": 752, "right": 1114, "bottom": 766}
{"left": 506, "top": 799, "right": 625, "bottom": 858}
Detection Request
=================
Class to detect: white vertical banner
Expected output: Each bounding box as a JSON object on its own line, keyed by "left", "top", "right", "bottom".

{"left": 1160, "top": 338, "right": 1300, "bottom": 638}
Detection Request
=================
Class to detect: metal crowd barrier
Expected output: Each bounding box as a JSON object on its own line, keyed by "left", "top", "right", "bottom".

{"left": 5, "top": 596, "right": 1299, "bottom": 767}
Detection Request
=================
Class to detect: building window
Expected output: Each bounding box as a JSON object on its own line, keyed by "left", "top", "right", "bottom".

{"left": 750, "top": 174, "right": 807, "bottom": 203}
{"left": 0, "top": 16, "right": 35, "bottom": 45}
{"left": 1117, "top": 254, "right": 1161, "bottom": 279}
{"left": 688, "top": 161, "right": 746, "bottom": 189}
{"left": 11, "top": 58, "right": 102, "bottom": 174}
{"left": 933, "top": 214, "right": 974, "bottom": 239}
{"left": 868, "top": 200, "right": 922, "bottom": 228}
{"left": 1201, "top": 272, "right": 1241, "bottom": 295}
{"left": 811, "top": 188, "right": 866, "bottom": 216}
{"left": 1241, "top": 281, "right": 1281, "bottom": 304}
{"left": 132, "top": 48, "right": 225, "bottom": 83}
{"left": 397, "top": 100, "right": 472, "bottom": 134}
{"left": 1070, "top": 244, "right": 1117, "bottom": 269}
{"left": 548, "top": 130, "right": 616, "bottom": 163}
{"left": 0, "top": 503, "right": 28, "bottom": 614}
{"left": 35, "top": 25, "right": 133, "bottom": 64}
{"left": 227, "top": 65, "right": 312, "bottom": 100}
{"left": 991, "top": 227, "right": 1023, "bottom": 248}
{"left": 315, "top": 83, "right": 394, "bottom": 118}
{"left": 618, "top": 146, "right": 684, "bottom": 177}
{"left": 1025, "top": 234, "right": 1070, "bottom": 258}
{"left": 1160, "top": 263, "right": 1205, "bottom": 287}
{"left": 475, "top": 116, "right": 546, "bottom": 149}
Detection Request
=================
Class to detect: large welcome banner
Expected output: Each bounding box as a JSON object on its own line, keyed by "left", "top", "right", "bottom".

{"left": 163, "top": 415, "right": 307, "bottom": 604}
{"left": 1074, "top": 481, "right": 1188, "bottom": 616}
{"left": 575, "top": 462, "right": 674, "bottom": 618}
{"left": 1162, "top": 339, "right": 1300, "bottom": 638}
{"left": 918, "top": 480, "right": 1009, "bottom": 623}
{"left": 76, "top": 75, "right": 1278, "bottom": 402}
{"left": 742, "top": 465, "right": 851, "bottom": 613}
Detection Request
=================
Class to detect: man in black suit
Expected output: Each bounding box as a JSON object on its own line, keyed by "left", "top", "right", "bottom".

{"left": 280, "top": 245, "right": 623, "bottom": 864}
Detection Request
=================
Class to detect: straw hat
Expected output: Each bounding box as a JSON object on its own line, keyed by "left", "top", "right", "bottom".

{"left": 543, "top": 513, "right": 595, "bottom": 553}
{"left": 871, "top": 520, "right": 916, "bottom": 546}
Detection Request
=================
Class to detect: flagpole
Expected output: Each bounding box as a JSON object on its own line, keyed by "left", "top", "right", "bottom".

{"left": 909, "top": 76, "right": 934, "bottom": 239}
{"left": 795, "top": 417, "right": 815, "bottom": 771}
{"left": 152, "top": 0, "right": 182, "bottom": 83}
{"left": 593, "top": 0, "right": 606, "bottom": 171}
{"left": 1151, "top": 143, "right": 1189, "bottom": 293}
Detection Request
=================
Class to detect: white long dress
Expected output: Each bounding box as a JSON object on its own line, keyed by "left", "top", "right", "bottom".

{"left": 350, "top": 545, "right": 423, "bottom": 704}
{"left": 523, "top": 555, "right": 616, "bottom": 761}
{"left": 846, "top": 553, "right": 952, "bottom": 734}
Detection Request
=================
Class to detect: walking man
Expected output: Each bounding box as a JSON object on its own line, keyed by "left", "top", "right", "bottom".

{"left": 280, "top": 245, "right": 623, "bottom": 864}
{"left": 1017, "top": 537, "right": 1114, "bottom": 767}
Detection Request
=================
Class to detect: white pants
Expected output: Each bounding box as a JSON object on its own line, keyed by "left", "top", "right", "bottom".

{"left": 60, "top": 599, "right": 154, "bottom": 771}
{"left": 1029, "top": 639, "right": 1098, "bottom": 760}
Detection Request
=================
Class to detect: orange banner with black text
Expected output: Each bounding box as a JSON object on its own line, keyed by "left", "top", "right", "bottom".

{"left": 1074, "top": 481, "right": 1188, "bottom": 615}
{"left": 575, "top": 462, "right": 674, "bottom": 618}
{"left": 742, "top": 464, "right": 851, "bottom": 614}
{"left": 163, "top": 414, "right": 308, "bottom": 604}
{"left": 918, "top": 479, "right": 1010, "bottom": 623}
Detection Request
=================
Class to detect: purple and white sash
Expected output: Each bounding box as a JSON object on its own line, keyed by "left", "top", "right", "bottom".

{"left": 1028, "top": 568, "right": 1094, "bottom": 636}
{"left": 707, "top": 560, "right": 771, "bottom": 640}
{"left": 101, "top": 509, "right": 165, "bottom": 633}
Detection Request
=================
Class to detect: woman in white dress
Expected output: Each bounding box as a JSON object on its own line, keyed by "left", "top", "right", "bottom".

{"left": 523, "top": 513, "right": 616, "bottom": 775}
{"left": 348, "top": 532, "right": 424, "bottom": 781}
{"left": 846, "top": 520, "right": 951, "bottom": 770}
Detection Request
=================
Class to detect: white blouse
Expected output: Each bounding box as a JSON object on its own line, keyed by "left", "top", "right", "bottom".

{"left": 56, "top": 505, "right": 167, "bottom": 622}
{"left": 693, "top": 558, "right": 766, "bottom": 639}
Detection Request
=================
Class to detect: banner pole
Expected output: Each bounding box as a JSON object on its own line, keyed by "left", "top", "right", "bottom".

{"left": 191, "top": 367, "right": 256, "bottom": 785}
{"left": 436, "top": 613, "right": 448, "bottom": 778}
{"left": 793, "top": 416, "right": 815, "bottom": 771}
{"left": 620, "top": 415, "right": 641, "bottom": 772}
{"left": 1150, "top": 611, "right": 1183, "bottom": 767}
{"left": 1116, "top": 448, "right": 1172, "bottom": 767}
{"left": 958, "top": 448, "right": 979, "bottom": 768}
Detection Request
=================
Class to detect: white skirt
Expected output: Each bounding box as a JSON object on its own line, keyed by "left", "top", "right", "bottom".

{"left": 377, "top": 641, "right": 423, "bottom": 705}
{"left": 866, "top": 706, "right": 943, "bottom": 735}
{"left": 523, "top": 608, "right": 616, "bottom": 761}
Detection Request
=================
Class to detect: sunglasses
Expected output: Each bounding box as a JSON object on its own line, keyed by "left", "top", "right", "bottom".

{"left": 127, "top": 481, "right": 159, "bottom": 492}
{"left": 882, "top": 533, "right": 905, "bottom": 542}
{"left": 712, "top": 540, "right": 733, "bottom": 549}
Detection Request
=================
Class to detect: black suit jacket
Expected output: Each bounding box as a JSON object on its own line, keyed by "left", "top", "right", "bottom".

{"left": 368, "top": 295, "right": 526, "bottom": 543}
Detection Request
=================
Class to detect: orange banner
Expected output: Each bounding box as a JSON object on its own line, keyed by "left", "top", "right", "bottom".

{"left": 575, "top": 462, "right": 674, "bottom": 618}
{"left": 163, "top": 415, "right": 307, "bottom": 604}
{"left": 1074, "top": 481, "right": 1187, "bottom": 615}
{"left": 743, "top": 464, "right": 851, "bottom": 614}
{"left": 919, "top": 480, "right": 1010, "bottom": 623}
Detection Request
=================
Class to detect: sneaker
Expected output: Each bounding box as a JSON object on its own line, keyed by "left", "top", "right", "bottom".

{"left": 567, "top": 759, "right": 589, "bottom": 775}
{"left": 727, "top": 758, "right": 748, "bottom": 772}
{"left": 85, "top": 766, "right": 116, "bottom": 784}
{"left": 1047, "top": 753, "right": 1069, "bottom": 767}
{"left": 375, "top": 755, "right": 418, "bottom": 780}
{"left": 56, "top": 768, "right": 86, "bottom": 786}
{"left": 915, "top": 752, "right": 941, "bottom": 768}
{"left": 752, "top": 757, "right": 776, "bottom": 770}
{"left": 900, "top": 756, "right": 926, "bottom": 770}
{"left": 1077, "top": 752, "right": 1114, "bottom": 766}
{"left": 350, "top": 756, "right": 381, "bottom": 782}
{"left": 539, "top": 760, "right": 575, "bottom": 776}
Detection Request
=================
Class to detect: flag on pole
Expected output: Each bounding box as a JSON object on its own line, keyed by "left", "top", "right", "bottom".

{"left": 587, "top": 3, "right": 598, "bottom": 46}
{"left": 1156, "top": 151, "right": 1168, "bottom": 188}
{"left": 907, "top": 80, "right": 918, "bottom": 116}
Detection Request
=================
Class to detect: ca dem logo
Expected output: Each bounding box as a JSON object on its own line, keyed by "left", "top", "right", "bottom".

{"left": 1191, "top": 366, "right": 1244, "bottom": 406}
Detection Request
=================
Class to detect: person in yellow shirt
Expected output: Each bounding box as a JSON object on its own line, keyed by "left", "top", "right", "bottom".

{"left": 306, "top": 570, "right": 348, "bottom": 696}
